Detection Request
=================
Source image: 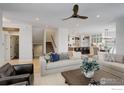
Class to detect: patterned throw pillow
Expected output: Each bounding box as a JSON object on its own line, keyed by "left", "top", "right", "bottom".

{"left": 114, "top": 55, "right": 124, "bottom": 63}
{"left": 59, "top": 52, "right": 69, "bottom": 60}
{"left": 104, "top": 54, "right": 110, "bottom": 61}
{"left": 72, "top": 52, "right": 81, "bottom": 59}
{"left": 0, "top": 63, "right": 16, "bottom": 77}
{"left": 44, "top": 52, "right": 52, "bottom": 63}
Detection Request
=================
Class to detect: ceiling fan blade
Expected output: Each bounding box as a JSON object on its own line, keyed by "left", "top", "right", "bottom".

{"left": 77, "top": 15, "right": 88, "bottom": 19}
{"left": 62, "top": 4, "right": 88, "bottom": 21}
{"left": 73, "top": 4, "right": 79, "bottom": 15}
{"left": 62, "top": 16, "right": 73, "bottom": 20}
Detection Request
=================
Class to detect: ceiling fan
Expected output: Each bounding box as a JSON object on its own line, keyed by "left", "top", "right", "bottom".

{"left": 63, "top": 4, "right": 88, "bottom": 20}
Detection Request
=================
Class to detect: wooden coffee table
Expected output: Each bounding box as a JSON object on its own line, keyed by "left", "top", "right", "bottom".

{"left": 61, "top": 69, "right": 124, "bottom": 85}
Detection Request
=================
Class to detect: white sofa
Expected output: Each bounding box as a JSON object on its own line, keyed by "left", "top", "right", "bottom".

{"left": 98, "top": 54, "right": 124, "bottom": 79}
{"left": 40, "top": 56, "right": 82, "bottom": 76}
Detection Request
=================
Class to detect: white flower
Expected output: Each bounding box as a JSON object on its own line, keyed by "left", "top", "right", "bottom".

{"left": 88, "top": 58, "right": 93, "bottom": 62}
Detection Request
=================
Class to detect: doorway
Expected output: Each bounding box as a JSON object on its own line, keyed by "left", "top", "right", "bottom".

{"left": 3, "top": 27, "right": 20, "bottom": 61}
{"left": 10, "top": 35, "right": 19, "bottom": 60}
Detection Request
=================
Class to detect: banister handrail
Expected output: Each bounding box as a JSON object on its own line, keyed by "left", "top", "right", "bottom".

{"left": 51, "top": 35, "right": 57, "bottom": 48}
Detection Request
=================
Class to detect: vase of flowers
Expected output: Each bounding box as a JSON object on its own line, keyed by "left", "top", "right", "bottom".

{"left": 44, "top": 52, "right": 52, "bottom": 63}
{"left": 83, "top": 71, "right": 94, "bottom": 78}
{"left": 80, "top": 57, "right": 99, "bottom": 78}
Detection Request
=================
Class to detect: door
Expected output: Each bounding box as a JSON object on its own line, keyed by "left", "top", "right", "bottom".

{"left": 10, "top": 35, "right": 19, "bottom": 60}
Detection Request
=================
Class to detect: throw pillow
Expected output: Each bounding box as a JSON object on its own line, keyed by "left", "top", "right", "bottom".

{"left": 44, "top": 54, "right": 51, "bottom": 63}
{"left": 44, "top": 52, "right": 52, "bottom": 63}
{"left": 0, "top": 63, "right": 16, "bottom": 77}
{"left": 59, "top": 52, "right": 69, "bottom": 60}
{"left": 114, "top": 55, "right": 124, "bottom": 63}
{"left": 72, "top": 51, "right": 81, "bottom": 59}
{"left": 68, "top": 51, "right": 73, "bottom": 59}
{"left": 50, "top": 53, "right": 60, "bottom": 62}
{"left": 104, "top": 54, "right": 111, "bottom": 62}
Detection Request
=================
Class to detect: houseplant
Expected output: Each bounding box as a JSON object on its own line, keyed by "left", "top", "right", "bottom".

{"left": 44, "top": 52, "right": 52, "bottom": 63}
{"left": 80, "top": 57, "right": 99, "bottom": 78}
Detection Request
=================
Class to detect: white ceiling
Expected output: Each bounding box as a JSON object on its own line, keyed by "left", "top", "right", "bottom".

{"left": 0, "top": 3, "right": 124, "bottom": 29}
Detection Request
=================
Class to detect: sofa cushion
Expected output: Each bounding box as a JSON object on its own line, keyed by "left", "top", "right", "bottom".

{"left": 104, "top": 54, "right": 124, "bottom": 63}
{"left": 104, "top": 54, "right": 112, "bottom": 62}
{"left": 44, "top": 53, "right": 51, "bottom": 63}
{"left": 50, "top": 53, "right": 60, "bottom": 62}
{"left": 0, "top": 63, "right": 16, "bottom": 78}
{"left": 98, "top": 60, "right": 124, "bottom": 73}
{"left": 68, "top": 51, "right": 73, "bottom": 59}
{"left": 46, "top": 59, "right": 82, "bottom": 70}
{"left": 114, "top": 55, "right": 124, "bottom": 63}
{"left": 71, "top": 52, "right": 82, "bottom": 59}
{"left": 59, "top": 52, "right": 69, "bottom": 60}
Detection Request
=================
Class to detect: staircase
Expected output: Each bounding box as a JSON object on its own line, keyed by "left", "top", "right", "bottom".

{"left": 46, "top": 42, "right": 54, "bottom": 53}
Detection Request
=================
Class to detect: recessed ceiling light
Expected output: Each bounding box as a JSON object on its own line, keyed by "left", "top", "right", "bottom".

{"left": 3, "top": 16, "right": 11, "bottom": 22}
{"left": 45, "top": 25, "right": 48, "bottom": 27}
{"left": 35, "top": 17, "right": 40, "bottom": 21}
{"left": 76, "top": 24, "right": 79, "bottom": 27}
{"left": 96, "top": 14, "right": 100, "bottom": 18}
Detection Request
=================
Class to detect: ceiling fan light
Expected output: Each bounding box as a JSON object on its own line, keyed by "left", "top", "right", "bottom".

{"left": 76, "top": 24, "right": 79, "bottom": 26}
{"left": 96, "top": 14, "right": 100, "bottom": 18}
{"left": 35, "top": 17, "right": 40, "bottom": 21}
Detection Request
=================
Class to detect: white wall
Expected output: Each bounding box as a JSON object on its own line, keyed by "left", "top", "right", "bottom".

{"left": 68, "top": 26, "right": 106, "bottom": 35}
{"left": 9, "top": 31, "right": 19, "bottom": 36}
{"left": 57, "top": 28, "right": 68, "bottom": 53}
{"left": 32, "top": 26, "right": 44, "bottom": 44}
{"left": 3, "top": 21, "right": 33, "bottom": 61}
{"left": 4, "top": 32, "right": 10, "bottom": 61}
{"left": 116, "top": 17, "right": 124, "bottom": 55}
{"left": 19, "top": 24, "right": 32, "bottom": 61}
{"left": 0, "top": 9, "right": 6, "bottom": 67}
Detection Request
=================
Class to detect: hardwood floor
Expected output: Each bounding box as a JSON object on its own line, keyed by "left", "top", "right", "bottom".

{"left": 9, "top": 59, "right": 40, "bottom": 85}
{"left": 9, "top": 59, "right": 66, "bottom": 85}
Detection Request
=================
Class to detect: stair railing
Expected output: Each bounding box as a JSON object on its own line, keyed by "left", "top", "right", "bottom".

{"left": 51, "top": 35, "right": 57, "bottom": 52}
{"left": 51, "top": 35, "right": 57, "bottom": 48}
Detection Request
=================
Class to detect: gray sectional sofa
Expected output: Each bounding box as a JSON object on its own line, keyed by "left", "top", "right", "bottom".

{"left": 40, "top": 52, "right": 83, "bottom": 76}
{"left": 98, "top": 54, "right": 124, "bottom": 79}
{"left": 40, "top": 56, "right": 82, "bottom": 76}
{"left": 40, "top": 51, "right": 124, "bottom": 79}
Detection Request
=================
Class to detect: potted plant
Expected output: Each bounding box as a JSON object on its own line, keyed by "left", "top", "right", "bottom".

{"left": 44, "top": 52, "right": 52, "bottom": 63}
{"left": 80, "top": 57, "right": 99, "bottom": 78}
